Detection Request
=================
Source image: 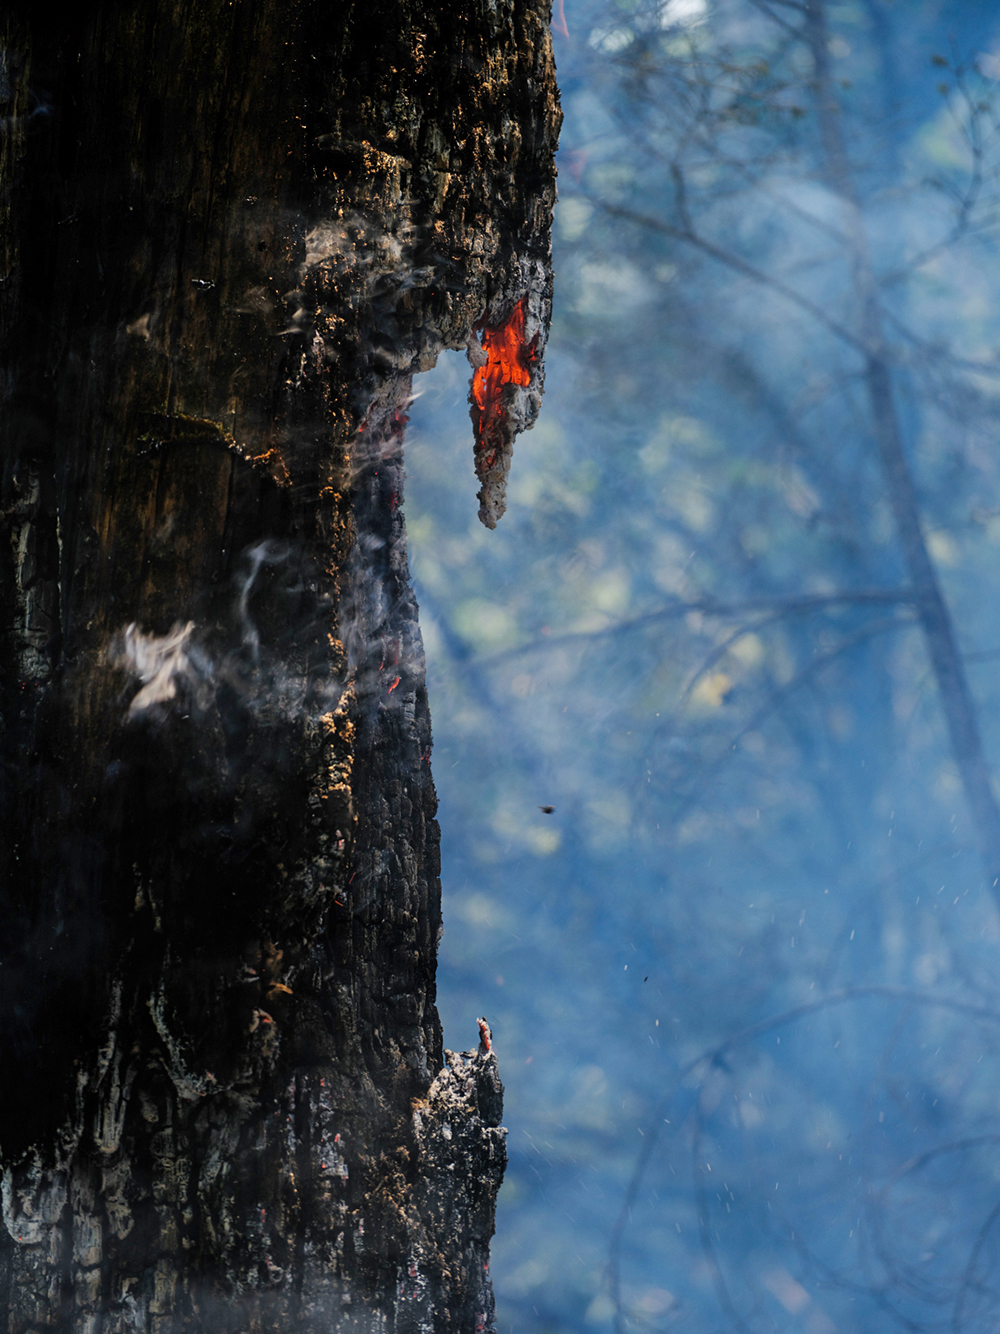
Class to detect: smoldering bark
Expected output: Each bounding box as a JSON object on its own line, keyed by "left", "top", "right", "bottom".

{"left": 0, "top": 3, "right": 559, "bottom": 1330}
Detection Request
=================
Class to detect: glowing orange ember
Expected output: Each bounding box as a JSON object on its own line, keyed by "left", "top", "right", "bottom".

{"left": 471, "top": 297, "right": 536, "bottom": 465}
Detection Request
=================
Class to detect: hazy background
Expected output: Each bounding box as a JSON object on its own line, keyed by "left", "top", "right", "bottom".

{"left": 406, "top": 3, "right": 1000, "bottom": 1329}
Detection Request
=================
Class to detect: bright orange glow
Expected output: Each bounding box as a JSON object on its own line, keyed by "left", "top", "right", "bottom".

{"left": 471, "top": 298, "right": 536, "bottom": 463}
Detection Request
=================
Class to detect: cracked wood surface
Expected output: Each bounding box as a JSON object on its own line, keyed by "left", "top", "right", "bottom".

{"left": 0, "top": 2, "right": 560, "bottom": 1329}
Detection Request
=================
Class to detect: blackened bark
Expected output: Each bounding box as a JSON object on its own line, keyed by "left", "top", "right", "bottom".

{"left": 0, "top": 3, "right": 559, "bottom": 1330}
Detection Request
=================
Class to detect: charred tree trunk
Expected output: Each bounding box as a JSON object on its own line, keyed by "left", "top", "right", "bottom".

{"left": 0, "top": 4, "right": 559, "bottom": 1330}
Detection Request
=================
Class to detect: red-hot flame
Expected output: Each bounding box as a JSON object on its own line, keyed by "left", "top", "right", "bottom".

{"left": 471, "top": 297, "right": 536, "bottom": 462}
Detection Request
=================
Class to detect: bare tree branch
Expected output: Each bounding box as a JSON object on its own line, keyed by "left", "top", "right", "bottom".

{"left": 607, "top": 986, "right": 1000, "bottom": 1334}
{"left": 801, "top": 0, "right": 1000, "bottom": 901}
{"left": 592, "top": 196, "right": 867, "bottom": 351}
{"left": 953, "top": 1196, "right": 1000, "bottom": 1334}
{"left": 468, "top": 588, "right": 912, "bottom": 667}
{"left": 647, "top": 614, "right": 910, "bottom": 826}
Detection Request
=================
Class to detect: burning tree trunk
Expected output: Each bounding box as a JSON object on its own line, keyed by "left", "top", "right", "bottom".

{"left": 0, "top": 4, "right": 559, "bottom": 1330}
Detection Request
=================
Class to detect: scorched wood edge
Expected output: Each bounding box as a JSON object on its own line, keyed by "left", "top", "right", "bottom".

{"left": 0, "top": 2, "right": 560, "bottom": 1329}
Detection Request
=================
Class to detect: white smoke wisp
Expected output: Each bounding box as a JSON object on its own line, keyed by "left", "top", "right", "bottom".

{"left": 237, "top": 538, "right": 293, "bottom": 660}
{"left": 117, "top": 621, "right": 199, "bottom": 716}
{"left": 110, "top": 541, "right": 349, "bottom": 732}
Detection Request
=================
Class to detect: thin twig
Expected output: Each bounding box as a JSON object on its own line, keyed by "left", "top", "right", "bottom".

{"left": 953, "top": 1196, "right": 1000, "bottom": 1334}
{"left": 593, "top": 197, "right": 867, "bottom": 352}
{"left": 607, "top": 986, "right": 1000, "bottom": 1331}
{"left": 467, "top": 588, "right": 912, "bottom": 668}
{"left": 644, "top": 614, "right": 909, "bottom": 831}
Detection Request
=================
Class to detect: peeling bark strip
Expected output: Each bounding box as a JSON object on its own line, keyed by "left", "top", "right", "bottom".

{"left": 0, "top": 3, "right": 559, "bottom": 1331}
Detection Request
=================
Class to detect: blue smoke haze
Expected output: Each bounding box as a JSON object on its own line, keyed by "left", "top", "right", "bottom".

{"left": 407, "top": 3, "right": 1000, "bottom": 1330}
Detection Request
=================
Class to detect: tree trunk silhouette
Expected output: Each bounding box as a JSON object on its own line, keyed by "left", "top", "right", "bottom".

{"left": 0, "top": 3, "right": 560, "bottom": 1330}
{"left": 804, "top": 0, "right": 1000, "bottom": 899}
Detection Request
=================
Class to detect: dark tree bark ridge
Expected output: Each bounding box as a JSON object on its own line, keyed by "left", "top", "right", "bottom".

{"left": 0, "top": 2, "right": 560, "bottom": 1330}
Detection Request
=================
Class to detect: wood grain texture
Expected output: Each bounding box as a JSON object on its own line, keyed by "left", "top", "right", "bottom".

{"left": 0, "top": 3, "right": 560, "bottom": 1329}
